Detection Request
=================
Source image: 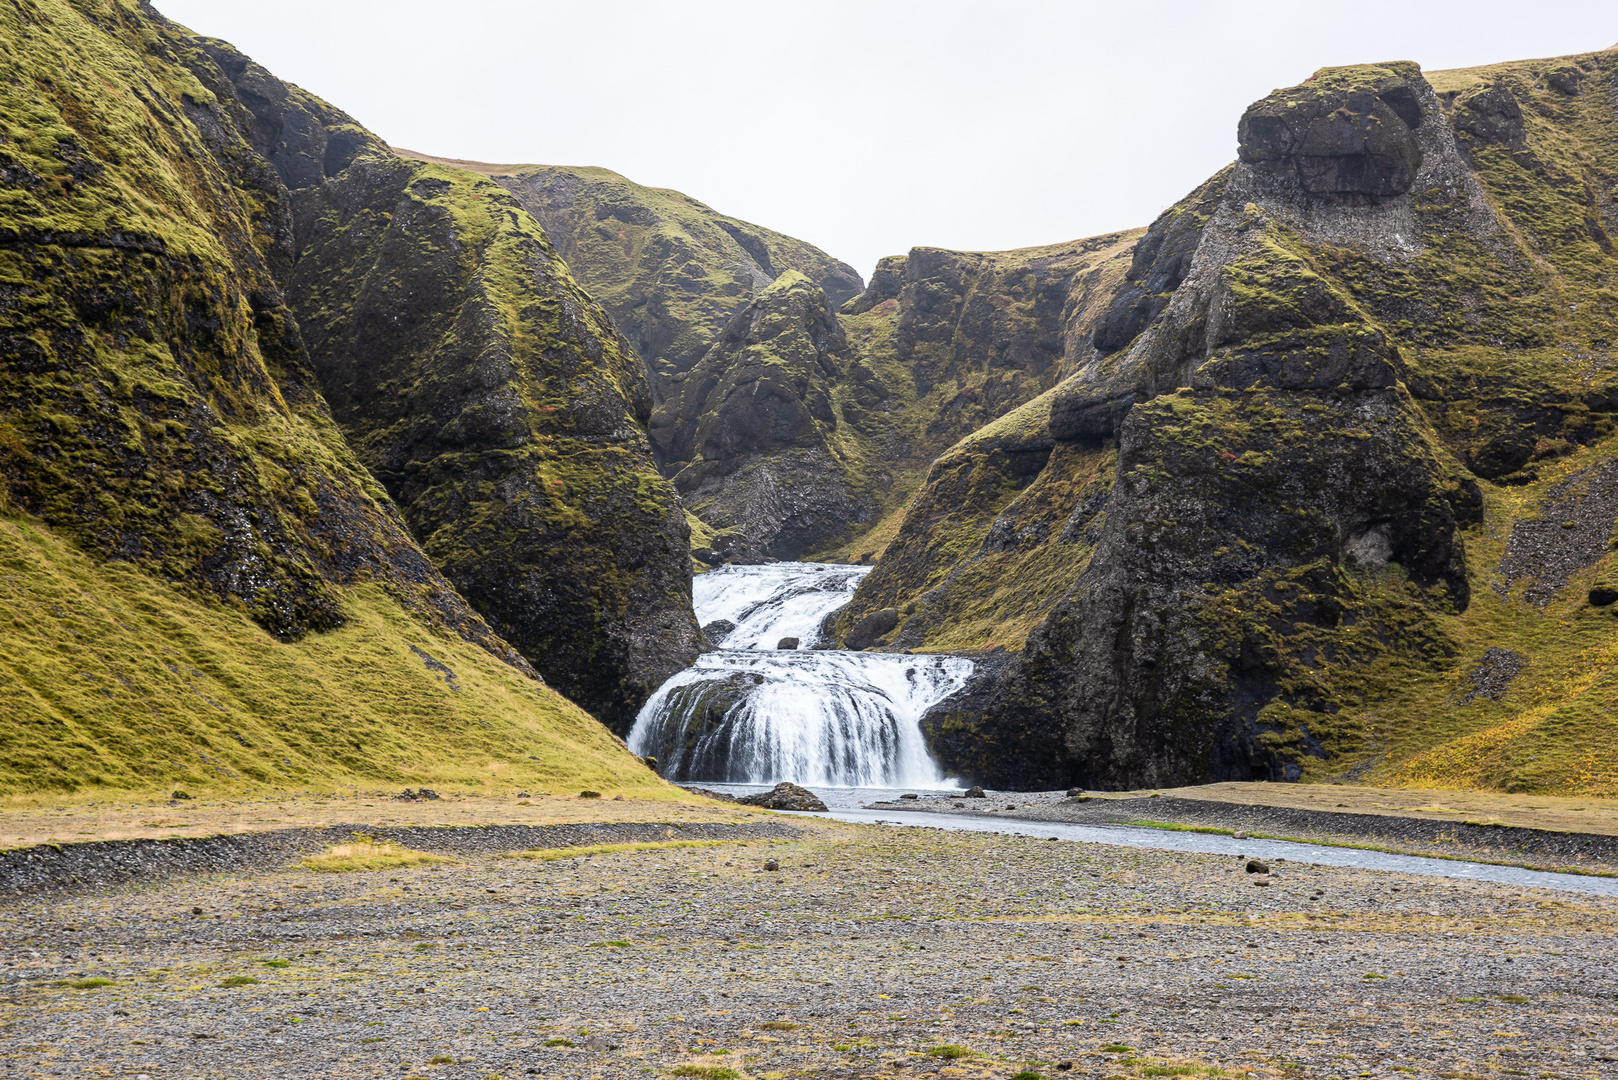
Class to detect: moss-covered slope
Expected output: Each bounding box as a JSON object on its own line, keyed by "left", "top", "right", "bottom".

{"left": 201, "top": 47, "right": 702, "bottom": 733}
{"left": 398, "top": 155, "right": 863, "bottom": 403}
{"left": 0, "top": 514, "right": 664, "bottom": 797}
{"left": 0, "top": 0, "right": 683, "bottom": 792}
{"left": 851, "top": 50, "right": 1618, "bottom": 796}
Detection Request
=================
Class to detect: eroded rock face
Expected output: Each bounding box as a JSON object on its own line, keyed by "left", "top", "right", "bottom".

{"left": 655, "top": 272, "right": 869, "bottom": 560}
{"left": 490, "top": 166, "right": 862, "bottom": 403}
{"left": 1237, "top": 63, "right": 1426, "bottom": 201}
{"left": 206, "top": 45, "right": 701, "bottom": 731}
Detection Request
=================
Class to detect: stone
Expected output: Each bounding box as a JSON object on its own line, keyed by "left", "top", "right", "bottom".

{"left": 579, "top": 790, "right": 602, "bottom": 799}
{"left": 1232, "top": 832, "right": 1247, "bottom": 840}
{"left": 775, "top": 637, "right": 800, "bottom": 650}
{"left": 763, "top": 859, "right": 780, "bottom": 872}
{"left": 1246, "top": 860, "right": 1270, "bottom": 874}
{"left": 1252, "top": 875, "right": 1272, "bottom": 887}
{"left": 1066, "top": 788, "right": 1087, "bottom": 798}
{"left": 701, "top": 619, "right": 737, "bottom": 648}
{"left": 899, "top": 793, "right": 918, "bottom": 800}
{"left": 736, "top": 782, "right": 828, "bottom": 812}
{"left": 844, "top": 607, "right": 900, "bottom": 651}
{"left": 964, "top": 786, "right": 987, "bottom": 799}
{"left": 642, "top": 756, "right": 659, "bottom": 770}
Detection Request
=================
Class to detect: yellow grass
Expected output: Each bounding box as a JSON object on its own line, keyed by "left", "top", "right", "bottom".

{"left": 299, "top": 836, "right": 453, "bottom": 873}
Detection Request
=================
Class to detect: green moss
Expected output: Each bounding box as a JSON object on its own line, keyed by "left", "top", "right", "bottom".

{"left": 0, "top": 511, "right": 679, "bottom": 799}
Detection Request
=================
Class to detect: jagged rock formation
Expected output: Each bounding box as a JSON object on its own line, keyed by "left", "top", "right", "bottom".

{"left": 644, "top": 236, "right": 1141, "bottom": 561}
{"left": 843, "top": 55, "right": 1618, "bottom": 793}
{"left": 0, "top": 0, "right": 690, "bottom": 792}
{"left": 395, "top": 157, "right": 863, "bottom": 404}
{"left": 202, "top": 46, "right": 701, "bottom": 732}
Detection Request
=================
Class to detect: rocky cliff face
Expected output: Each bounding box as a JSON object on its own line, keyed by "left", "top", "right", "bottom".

{"left": 0, "top": 0, "right": 681, "bottom": 794}
{"left": 0, "top": 0, "right": 697, "bottom": 799}
{"left": 850, "top": 55, "right": 1618, "bottom": 793}
{"left": 478, "top": 164, "right": 862, "bottom": 404}
{"left": 201, "top": 49, "right": 702, "bottom": 733}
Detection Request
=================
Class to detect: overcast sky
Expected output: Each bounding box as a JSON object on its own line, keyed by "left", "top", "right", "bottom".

{"left": 154, "top": 1, "right": 1616, "bottom": 283}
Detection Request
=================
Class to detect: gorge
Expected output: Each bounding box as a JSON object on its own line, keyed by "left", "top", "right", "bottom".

{"left": 1, "top": 1, "right": 1616, "bottom": 802}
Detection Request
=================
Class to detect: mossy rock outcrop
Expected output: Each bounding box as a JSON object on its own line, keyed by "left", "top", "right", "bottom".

{"left": 426, "top": 160, "right": 863, "bottom": 403}
{"left": 849, "top": 51, "right": 1618, "bottom": 793}
{"left": 198, "top": 46, "right": 702, "bottom": 733}
{"left": 0, "top": 0, "right": 681, "bottom": 793}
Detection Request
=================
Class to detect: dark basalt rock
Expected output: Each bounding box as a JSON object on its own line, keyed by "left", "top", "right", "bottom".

{"left": 1238, "top": 63, "right": 1425, "bottom": 201}
{"left": 844, "top": 608, "right": 899, "bottom": 650}
{"left": 736, "top": 782, "right": 827, "bottom": 812}
{"left": 701, "top": 620, "right": 737, "bottom": 648}
{"left": 1451, "top": 84, "right": 1526, "bottom": 149}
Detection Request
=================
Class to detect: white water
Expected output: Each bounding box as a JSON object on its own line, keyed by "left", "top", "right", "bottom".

{"left": 628, "top": 563, "right": 973, "bottom": 787}
{"left": 693, "top": 562, "right": 869, "bottom": 649}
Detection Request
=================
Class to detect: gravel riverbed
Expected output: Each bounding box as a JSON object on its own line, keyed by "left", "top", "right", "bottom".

{"left": 3, "top": 815, "right": 1616, "bottom": 1079}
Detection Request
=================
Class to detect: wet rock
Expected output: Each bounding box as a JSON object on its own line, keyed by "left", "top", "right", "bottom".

{"left": 844, "top": 607, "right": 899, "bottom": 650}
{"left": 775, "top": 637, "right": 800, "bottom": 650}
{"left": 1246, "top": 860, "right": 1270, "bottom": 874}
{"left": 964, "top": 786, "right": 987, "bottom": 799}
{"left": 899, "top": 793, "right": 918, "bottom": 800}
{"left": 763, "top": 859, "right": 780, "bottom": 872}
{"left": 702, "top": 620, "right": 737, "bottom": 648}
{"left": 737, "top": 782, "right": 828, "bottom": 812}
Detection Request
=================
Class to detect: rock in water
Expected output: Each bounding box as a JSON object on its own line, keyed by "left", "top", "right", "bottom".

{"left": 702, "top": 619, "right": 737, "bottom": 648}
{"left": 736, "top": 782, "right": 828, "bottom": 812}
{"left": 776, "top": 637, "right": 800, "bottom": 650}
{"left": 964, "top": 786, "right": 987, "bottom": 798}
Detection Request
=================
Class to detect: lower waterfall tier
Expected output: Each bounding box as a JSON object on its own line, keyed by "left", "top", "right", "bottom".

{"left": 627, "top": 649, "right": 974, "bottom": 787}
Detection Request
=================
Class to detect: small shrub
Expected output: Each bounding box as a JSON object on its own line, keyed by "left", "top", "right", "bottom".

{"left": 300, "top": 835, "right": 454, "bottom": 873}
{"left": 1362, "top": 972, "right": 1388, "bottom": 980}
{"left": 219, "top": 975, "right": 259, "bottom": 987}
{"left": 1012, "top": 1072, "right": 1045, "bottom": 1080}
{"left": 1497, "top": 994, "right": 1529, "bottom": 1004}
{"left": 759, "top": 1021, "right": 798, "bottom": 1030}
{"left": 428, "top": 1055, "right": 454, "bottom": 1064}
{"left": 261, "top": 959, "right": 291, "bottom": 968}
{"left": 62, "top": 977, "right": 114, "bottom": 990}
{"left": 542, "top": 1038, "right": 574, "bottom": 1047}
{"left": 670, "top": 1068, "right": 739, "bottom": 1080}
{"left": 1101, "top": 1044, "right": 1133, "bottom": 1053}
{"left": 926, "top": 1045, "right": 974, "bottom": 1059}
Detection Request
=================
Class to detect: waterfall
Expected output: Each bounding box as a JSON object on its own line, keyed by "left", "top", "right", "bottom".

{"left": 628, "top": 562, "right": 973, "bottom": 787}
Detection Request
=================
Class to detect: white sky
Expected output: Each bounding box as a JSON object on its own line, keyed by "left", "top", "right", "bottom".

{"left": 153, "top": 0, "right": 1617, "bottom": 283}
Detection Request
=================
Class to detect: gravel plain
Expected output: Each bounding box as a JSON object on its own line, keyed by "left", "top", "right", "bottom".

{"left": 3, "top": 815, "right": 1617, "bottom": 1080}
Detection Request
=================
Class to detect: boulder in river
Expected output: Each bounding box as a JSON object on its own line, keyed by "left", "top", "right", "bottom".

{"left": 702, "top": 619, "right": 736, "bottom": 648}
{"left": 737, "top": 782, "right": 828, "bottom": 811}
{"left": 776, "top": 637, "right": 800, "bottom": 650}
{"left": 964, "top": 786, "right": 987, "bottom": 798}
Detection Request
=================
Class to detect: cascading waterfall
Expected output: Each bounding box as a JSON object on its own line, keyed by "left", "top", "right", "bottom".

{"left": 628, "top": 562, "right": 973, "bottom": 787}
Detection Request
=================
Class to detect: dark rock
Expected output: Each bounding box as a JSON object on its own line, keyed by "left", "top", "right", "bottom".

{"left": 964, "top": 786, "right": 987, "bottom": 799}
{"left": 736, "top": 783, "right": 828, "bottom": 812}
{"left": 641, "top": 757, "right": 658, "bottom": 771}
{"left": 578, "top": 790, "right": 602, "bottom": 799}
{"left": 899, "top": 793, "right": 919, "bottom": 800}
{"left": 653, "top": 273, "right": 869, "bottom": 561}
{"left": 763, "top": 858, "right": 780, "bottom": 872}
{"left": 684, "top": 787, "right": 739, "bottom": 803}
{"left": 844, "top": 608, "right": 899, "bottom": 650}
{"left": 1245, "top": 860, "right": 1270, "bottom": 874}
{"left": 702, "top": 619, "right": 737, "bottom": 648}
{"left": 775, "top": 637, "right": 800, "bottom": 650}
{"left": 1237, "top": 63, "right": 1425, "bottom": 201}
{"left": 1066, "top": 788, "right": 1087, "bottom": 798}
{"left": 171, "top": 791, "right": 192, "bottom": 801}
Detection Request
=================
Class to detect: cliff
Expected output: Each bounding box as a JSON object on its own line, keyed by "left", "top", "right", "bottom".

{"left": 202, "top": 45, "right": 702, "bottom": 733}
{"left": 844, "top": 52, "right": 1618, "bottom": 796}
{"left": 0, "top": 0, "right": 682, "bottom": 791}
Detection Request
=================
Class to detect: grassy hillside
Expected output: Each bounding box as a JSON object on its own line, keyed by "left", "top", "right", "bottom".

{"left": 395, "top": 154, "right": 862, "bottom": 397}
{"left": 0, "top": 511, "right": 670, "bottom": 798}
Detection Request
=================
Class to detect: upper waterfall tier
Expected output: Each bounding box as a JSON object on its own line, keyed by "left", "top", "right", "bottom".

{"left": 694, "top": 562, "right": 870, "bottom": 649}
